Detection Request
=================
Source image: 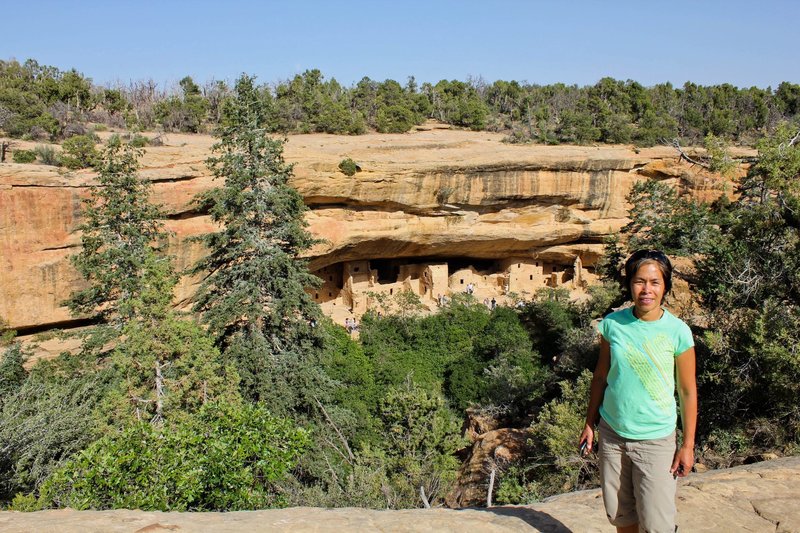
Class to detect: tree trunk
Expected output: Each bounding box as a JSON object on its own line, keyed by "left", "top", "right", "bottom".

{"left": 419, "top": 485, "right": 431, "bottom": 509}
{"left": 154, "top": 360, "right": 164, "bottom": 422}
{"left": 486, "top": 467, "right": 496, "bottom": 508}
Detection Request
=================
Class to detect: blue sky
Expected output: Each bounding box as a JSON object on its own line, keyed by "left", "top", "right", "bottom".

{"left": 4, "top": 0, "right": 798, "bottom": 90}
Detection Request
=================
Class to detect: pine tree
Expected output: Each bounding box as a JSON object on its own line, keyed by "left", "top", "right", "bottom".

{"left": 65, "top": 137, "right": 168, "bottom": 355}
{"left": 192, "top": 74, "right": 327, "bottom": 411}
{"left": 66, "top": 137, "right": 236, "bottom": 424}
{"left": 66, "top": 137, "right": 167, "bottom": 327}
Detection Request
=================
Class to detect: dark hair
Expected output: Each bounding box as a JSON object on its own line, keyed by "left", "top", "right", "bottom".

{"left": 624, "top": 249, "right": 673, "bottom": 298}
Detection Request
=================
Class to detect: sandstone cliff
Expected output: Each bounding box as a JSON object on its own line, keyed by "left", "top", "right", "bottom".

{"left": 1, "top": 456, "right": 797, "bottom": 532}
{"left": 0, "top": 129, "right": 738, "bottom": 350}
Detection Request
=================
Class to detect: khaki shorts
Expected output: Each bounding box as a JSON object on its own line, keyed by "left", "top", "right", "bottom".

{"left": 598, "top": 418, "right": 677, "bottom": 533}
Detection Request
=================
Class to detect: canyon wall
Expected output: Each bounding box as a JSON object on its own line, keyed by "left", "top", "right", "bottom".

{"left": 0, "top": 128, "right": 733, "bottom": 346}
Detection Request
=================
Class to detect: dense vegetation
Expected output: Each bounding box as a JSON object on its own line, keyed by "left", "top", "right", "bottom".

{"left": 1, "top": 62, "right": 799, "bottom": 512}
{"left": 3, "top": 57, "right": 800, "bottom": 147}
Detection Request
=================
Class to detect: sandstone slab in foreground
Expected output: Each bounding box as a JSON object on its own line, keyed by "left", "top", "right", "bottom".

{"left": 1, "top": 456, "right": 798, "bottom": 532}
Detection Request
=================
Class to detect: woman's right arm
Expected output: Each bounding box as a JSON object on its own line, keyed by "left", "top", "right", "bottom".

{"left": 580, "top": 335, "right": 611, "bottom": 454}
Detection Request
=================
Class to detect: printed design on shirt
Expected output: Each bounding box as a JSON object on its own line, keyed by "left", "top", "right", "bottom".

{"left": 623, "top": 334, "right": 675, "bottom": 413}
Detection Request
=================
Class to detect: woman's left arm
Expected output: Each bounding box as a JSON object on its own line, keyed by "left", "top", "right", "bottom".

{"left": 671, "top": 346, "right": 697, "bottom": 477}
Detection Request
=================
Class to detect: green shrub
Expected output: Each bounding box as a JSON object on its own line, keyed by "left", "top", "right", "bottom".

{"left": 60, "top": 135, "right": 99, "bottom": 169}
{"left": 39, "top": 401, "right": 309, "bottom": 511}
{"left": 33, "top": 145, "right": 61, "bottom": 166}
{"left": 338, "top": 157, "right": 359, "bottom": 176}
{"left": 128, "top": 134, "right": 150, "bottom": 148}
{"left": 8, "top": 492, "right": 40, "bottom": 511}
{"left": 495, "top": 371, "right": 597, "bottom": 504}
{"left": 319, "top": 319, "right": 379, "bottom": 445}
{"left": 0, "top": 353, "right": 107, "bottom": 502}
{"left": 374, "top": 381, "right": 464, "bottom": 508}
{"left": 93, "top": 124, "right": 108, "bottom": 132}
{"left": 476, "top": 309, "right": 547, "bottom": 397}
{"left": 376, "top": 105, "right": 416, "bottom": 133}
{"left": 0, "top": 343, "right": 27, "bottom": 405}
{"left": 12, "top": 149, "right": 36, "bottom": 163}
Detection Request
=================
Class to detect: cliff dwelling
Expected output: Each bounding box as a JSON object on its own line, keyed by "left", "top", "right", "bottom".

{"left": 310, "top": 255, "right": 597, "bottom": 324}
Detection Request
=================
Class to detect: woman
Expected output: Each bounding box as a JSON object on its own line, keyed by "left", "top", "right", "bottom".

{"left": 579, "top": 249, "right": 697, "bottom": 533}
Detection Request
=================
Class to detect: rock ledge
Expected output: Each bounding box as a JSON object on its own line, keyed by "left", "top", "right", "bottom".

{"left": 2, "top": 456, "right": 798, "bottom": 532}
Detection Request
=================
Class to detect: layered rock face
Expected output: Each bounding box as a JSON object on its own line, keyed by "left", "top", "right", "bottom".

{"left": 0, "top": 129, "right": 732, "bottom": 346}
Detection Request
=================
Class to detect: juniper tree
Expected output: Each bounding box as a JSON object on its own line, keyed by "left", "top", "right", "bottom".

{"left": 192, "top": 74, "right": 327, "bottom": 412}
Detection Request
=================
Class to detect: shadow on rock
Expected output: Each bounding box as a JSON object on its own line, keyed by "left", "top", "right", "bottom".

{"left": 472, "top": 506, "right": 572, "bottom": 532}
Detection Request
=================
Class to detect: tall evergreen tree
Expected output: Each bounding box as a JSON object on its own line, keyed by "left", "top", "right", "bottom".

{"left": 192, "top": 74, "right": 326, "bottom": 412}
{"left": 66, "top": 137, "right": 168, "bottom": 352}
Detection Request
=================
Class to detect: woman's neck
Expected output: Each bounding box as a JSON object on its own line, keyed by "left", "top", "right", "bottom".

{"left": 633, "top": 306, "right": 664, "bottom": 322}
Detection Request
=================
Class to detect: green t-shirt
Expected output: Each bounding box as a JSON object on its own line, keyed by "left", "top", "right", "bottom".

{"left": 597, "top": 306, "right": 694, "bottom": 440}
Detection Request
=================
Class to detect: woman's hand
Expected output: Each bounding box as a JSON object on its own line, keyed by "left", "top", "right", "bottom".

{"left": 670, "top": 445, "right": 694, "bottom": 477}
{"left": 579, "top": 424, "right": 595, "bottom": 456}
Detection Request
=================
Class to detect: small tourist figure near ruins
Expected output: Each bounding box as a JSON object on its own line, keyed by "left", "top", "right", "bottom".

{"left": 579, "top": 250, "right": 697, "bottom": 533}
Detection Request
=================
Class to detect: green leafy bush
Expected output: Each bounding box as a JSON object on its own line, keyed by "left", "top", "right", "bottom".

{"left": 474, "top": 307, "right": 549, "bottom": 412}
{"left": 319, "top": 319, "right": 379, "bottom": 445}
{"left": 338, "top": 157, "right": 359, "bottom": 176}
{"left": 60, "top": 134, "right": 99, "bottom": 169}
{"left": 8, "top": 492, "right": 40, "bottom": 511}
{"left": 39, "top": 401, "right": 309, "bottom": 511}
{"left": 12, "top": 149, "right": 36, "bottom": 163}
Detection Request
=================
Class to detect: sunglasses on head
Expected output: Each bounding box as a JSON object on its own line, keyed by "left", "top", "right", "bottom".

{"left": 630, "top": 249, "right": 669, "bottom": 262}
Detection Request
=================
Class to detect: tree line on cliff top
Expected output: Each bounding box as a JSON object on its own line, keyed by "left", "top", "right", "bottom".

{"left": 1, "top": 71, "right": 799, "bottom": 512}
{"left": 2, "top": 57, "right": 800, "bottom": 147}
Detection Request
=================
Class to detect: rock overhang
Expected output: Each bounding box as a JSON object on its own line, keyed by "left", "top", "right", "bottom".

{"left": 0, "top": 129, "right": 739, "bottom": 340}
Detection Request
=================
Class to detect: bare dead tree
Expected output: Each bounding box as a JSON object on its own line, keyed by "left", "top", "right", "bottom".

{"left": 0, "top": 139, "right": 11, "bottom": 163}
{"left": 486, "top": 466, "right": 496, "bottom": 508}
{"left": 313, "top": 396, "right": 355, "bottom": 464}
{"left": 419, "top": 485, "right": 431, "bottom": 509}
{"left": 121, "top": 79, "right": 167, "bottom": 129}
{"left": 153, "top": 359, "right": 167, "bottom": 424}
{"left": 783, "top": 128, "right": 800, "bottom": 149}
{"left": 670, "top": 138, "right": 712, "bottom": 170}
